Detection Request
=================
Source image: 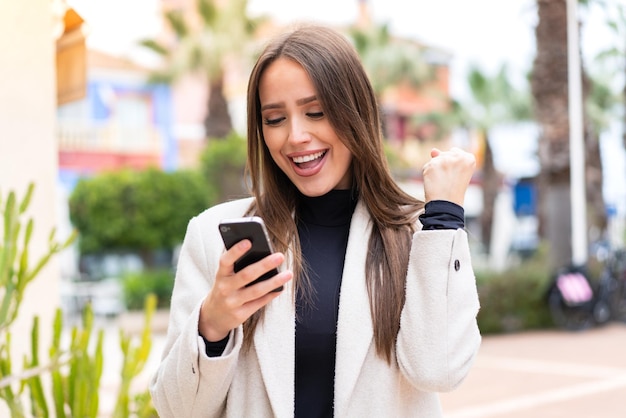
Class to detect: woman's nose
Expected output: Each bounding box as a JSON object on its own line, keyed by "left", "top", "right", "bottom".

{"left": 288, "top": 118, "right": 311, "bottom": 144}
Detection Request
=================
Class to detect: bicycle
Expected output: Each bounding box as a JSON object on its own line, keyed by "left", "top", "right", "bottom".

{"left": 547, "top": 246, "right": 626, "bottom": 331}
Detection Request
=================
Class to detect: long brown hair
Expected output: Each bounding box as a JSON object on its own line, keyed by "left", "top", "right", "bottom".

{"left": 245, "top": 25, "right": 423, "bottom": 363}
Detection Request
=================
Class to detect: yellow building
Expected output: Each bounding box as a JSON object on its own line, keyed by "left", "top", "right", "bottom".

{"left": 0, "top": 0, "right": 74, "bottom": 413}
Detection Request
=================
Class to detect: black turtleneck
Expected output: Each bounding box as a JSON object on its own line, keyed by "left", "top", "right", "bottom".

{"left": 294, "top": 189, "right": 357, "bottom": 418}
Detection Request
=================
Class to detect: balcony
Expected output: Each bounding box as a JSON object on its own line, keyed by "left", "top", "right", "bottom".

{"left": 58, "top": 121, "right": 163, "bottom": 172}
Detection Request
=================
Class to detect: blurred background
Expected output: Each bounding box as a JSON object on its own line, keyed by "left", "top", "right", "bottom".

{"left": 50, "top": 0, "right": 626, "bottom": 311}
{"left": 2, "top": 0, "right": 626, "bottom": 416}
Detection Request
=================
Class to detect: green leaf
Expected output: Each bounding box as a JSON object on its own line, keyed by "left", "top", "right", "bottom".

{"left": 17, "top": 183, "right": 34, "bottom": 214}
{"left": 0, "top": 191, "right": 18, "bottom": 290}
{"left": 198, "top": 0, "right": 218, "bottom": 26}
{"left": 0, "top": 281, "right": 17, "bottom": 328}
{"left": 51, "top": 369, "right": 66, "bottom": 418}
{"left": 26, "top": 316, "right": 50, "bottom": 417}
{"left": 165, "top": 10, "right": 188, "bottom": 38}
{"left": 30, "top": 316, "right": 39, "bottom": 365}
{"left": 138, "top": 39, "right": 168, "bottom": 55}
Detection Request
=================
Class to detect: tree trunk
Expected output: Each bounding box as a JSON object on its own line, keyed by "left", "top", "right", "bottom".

{"left": 204, "top": 76, "right": 233, "bottom": 139}
{"left": 532, "top": 0, "right": 607, "bottom": 268}
{"left": 532, "top": 0, "right": 573, "bottom": 270}
{"left": 480, "top": 132, "right": 499, "bottom": 254}
{"left": 585, "top": 125, "right": 607, "bottom": 238}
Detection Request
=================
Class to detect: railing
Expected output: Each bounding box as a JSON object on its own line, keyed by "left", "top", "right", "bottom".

{"left": 57, "top": 121, "right": 162, "bottom": 154}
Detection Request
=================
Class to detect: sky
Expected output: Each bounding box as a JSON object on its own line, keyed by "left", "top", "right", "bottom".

{"left": 69, "top": 0, "right": 620, "bottom": 99}
{"left": 250, "top": 0, "right": 539, "bottom": 97}
{"left": 68, "top": 0, "right": 626, "bottom": 209}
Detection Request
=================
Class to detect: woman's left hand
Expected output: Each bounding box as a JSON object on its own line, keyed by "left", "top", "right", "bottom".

{"left": 422, "top": 147, "right": 476, "bottom": 206}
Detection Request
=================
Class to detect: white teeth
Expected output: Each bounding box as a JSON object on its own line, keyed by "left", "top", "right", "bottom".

{"left": 292, "top": 151, "right": 325, "bottom": 164}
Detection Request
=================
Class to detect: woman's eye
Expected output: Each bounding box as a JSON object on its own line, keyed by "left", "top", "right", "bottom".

{"left": 264, "top": 117, "right": 284, "bottom": 126}
{"left": 307, "top": 112, "right": 324, "bottom": 119}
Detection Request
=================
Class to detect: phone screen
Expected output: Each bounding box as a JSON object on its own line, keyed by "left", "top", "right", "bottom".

{"left": 218, "top": 217, "right": 283, "bottom": 291}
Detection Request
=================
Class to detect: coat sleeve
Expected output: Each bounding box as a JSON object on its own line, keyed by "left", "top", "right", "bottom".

{"left": 396, "top": 228, "right": 481, "bottom": 392}
{"left": 149, "top": 215, "right": 244, "bottom": 417}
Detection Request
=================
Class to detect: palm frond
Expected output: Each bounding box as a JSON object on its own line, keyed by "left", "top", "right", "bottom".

{"left": 165, "top": 9, "right": 188, "bottom": 38}
{"left": 146, "top": 70, "right": 176, "bottom": 85}
{"left": 138, "top": 39, "right": 168, "bottom": 56}
{"left": 197, "top": 0, "right": 218, "bottom": 27}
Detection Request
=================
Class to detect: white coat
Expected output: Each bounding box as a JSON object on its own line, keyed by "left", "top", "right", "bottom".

{"left": 150, "top": 197, "right": 481, "bottom": 417}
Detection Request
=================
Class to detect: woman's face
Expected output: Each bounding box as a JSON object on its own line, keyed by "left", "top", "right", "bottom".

{"left": 258, "top": 58, "right": 353, "bottom": 197}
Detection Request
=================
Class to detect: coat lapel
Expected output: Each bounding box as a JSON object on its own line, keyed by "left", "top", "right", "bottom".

{"left": 252, "top": 201, "right": 373, "bottom": 417}
{"left": 334, "top": 200, "right": 374, "bottom": 414}
{"left": 253, "top": 277, "right": 295, "bottom": 418}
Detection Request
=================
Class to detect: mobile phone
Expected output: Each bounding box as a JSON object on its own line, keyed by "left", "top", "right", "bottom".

{"left": 218, "top": 216, "right": 283, "bottom": 292}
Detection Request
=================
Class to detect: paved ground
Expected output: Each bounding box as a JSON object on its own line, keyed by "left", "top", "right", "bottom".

{"left": 440, "top": 321, "right": 626, "bottom": 418}
{"left": 102, "top": 313, "right": 626, "bottom": 417}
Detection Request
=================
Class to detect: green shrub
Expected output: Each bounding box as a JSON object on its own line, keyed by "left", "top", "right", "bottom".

{"left": 69, "top": 168, "right": 211, "bottom": 260}
{"left": 475, "top": 247, "right": 554, "bottom": 334}
{"left": 122, "top": 269, "right": 174, "bottom": 310}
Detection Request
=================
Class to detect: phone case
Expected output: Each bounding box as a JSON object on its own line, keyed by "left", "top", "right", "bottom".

{"left": 218, "top": 216, "right": 283, "bottom": 291}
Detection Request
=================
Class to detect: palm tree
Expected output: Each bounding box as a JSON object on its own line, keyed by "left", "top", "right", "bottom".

{"left": 140, "top": 0, "right": 264, "bottom": 139}
{"left": 596, "top": 1, "right": 626, "bottom": 149}
{"left": 532, "top": 0, "right": 573, "bottom": 270}
{"left": 420, "top": 64, "right": 531, "bottom": 254}
{"left": 531, "top": 0, "right": 603, "bottom": 270}
{"left": 587, "top": 1, "right": 626, "bottom": 240}
{"left": 468, "top": 65, "right": 532, "bottom": 254}
{"left": 348, "top": 23, "right": 436, "bottom": 141}
{"left": 585, "top": 73, "right": 619, "bottom": 237}
{"left": 413, "top": 63, "right": 531, "bottom": 255}
{"left": 349, "top": 24, "right": 434, "bottom": 97}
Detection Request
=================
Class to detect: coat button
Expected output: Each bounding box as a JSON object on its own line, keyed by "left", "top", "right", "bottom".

{"left": 454, "top": 259, "right": 460, "bottom": 271}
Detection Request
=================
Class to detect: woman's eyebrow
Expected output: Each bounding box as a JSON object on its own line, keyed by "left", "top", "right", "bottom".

{"left": 296, "top": 95, "right": 317, "bottom": 106}
{"left": 261, "top": 102, "right": 283, "bottom": 111}
{"left": 261, "top": 95, "right": 318, "bottom": 111}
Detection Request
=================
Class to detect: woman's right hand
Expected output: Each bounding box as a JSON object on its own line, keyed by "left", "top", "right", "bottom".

{"left": 198, "top": 239, "right": 293, "bottom": 342}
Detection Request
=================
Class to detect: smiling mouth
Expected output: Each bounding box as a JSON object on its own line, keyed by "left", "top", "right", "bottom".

{"left": 291, "top": 151, "right": 327, "bottom": 167}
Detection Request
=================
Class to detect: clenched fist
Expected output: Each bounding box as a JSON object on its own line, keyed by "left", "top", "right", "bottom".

{"left": 422, "top": 147, "right": 476, "bottom": 207}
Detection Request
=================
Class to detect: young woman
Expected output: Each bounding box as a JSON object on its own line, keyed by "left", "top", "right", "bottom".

{"left": 150, "top": 25, "right": 481, "bottom": 418}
